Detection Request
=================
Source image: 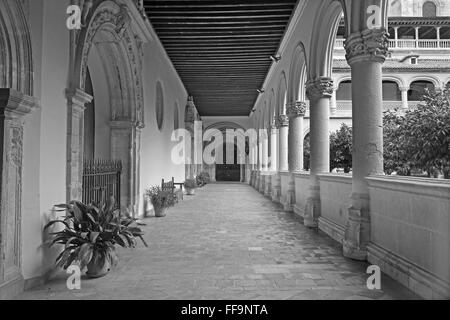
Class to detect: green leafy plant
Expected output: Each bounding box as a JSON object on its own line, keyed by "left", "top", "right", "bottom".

{"left": 184, "top": 179, "right": 198, "bottom": 189}
{"left": 196, "top": 171, "right": 211, "bottom": 187}
{"left": 330, "top": 123, "right": 353, "bottom": 173}
{"left": 146, "top": 186, "right": 177, "bottom": 210}
{"left": 44, "top": 197, "right": 148, "bottom": 271}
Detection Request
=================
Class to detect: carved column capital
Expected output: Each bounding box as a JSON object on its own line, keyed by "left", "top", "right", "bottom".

{"left": 65, "top": 88, "right": 93, "bottom": 114}
{"left": 276, "top": 114, "right": 289, "bottom": 128}
{"left": 306, "top": 77, "right": 334, "bottom": 101}
{"left": 286, "top": 101, "right": 307, "bottom": 119}
{"left": 344, "top": 28, "right": 389, "bottom": 65}
{"left": 0, "top": 88, "right": 38, "bottom": 119}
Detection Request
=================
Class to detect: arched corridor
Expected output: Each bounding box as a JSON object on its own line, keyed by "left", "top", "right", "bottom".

{"left": 16, "top": 183, "right": 418, "bottom": 300}
{"left": 0, "top": 0, "right": 449, "bottom": 301}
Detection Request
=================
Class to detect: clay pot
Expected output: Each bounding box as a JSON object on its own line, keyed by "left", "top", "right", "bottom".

{"left": 86, "top": 251, "right": 112, "bottom": 278}
{"left": 155, "top": 207, "right": 167, "bottom": 217}
{"left": 186, "top": 188, "right": 195, "bottom": 195}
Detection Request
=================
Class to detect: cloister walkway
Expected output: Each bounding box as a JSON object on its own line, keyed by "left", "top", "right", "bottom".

{"left": 17, "top": 183, "right": 419, "bottom": 300}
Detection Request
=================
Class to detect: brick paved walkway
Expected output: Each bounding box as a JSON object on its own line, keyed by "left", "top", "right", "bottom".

{"left": 17, "top": 183, "right": 419, "bottom": 300}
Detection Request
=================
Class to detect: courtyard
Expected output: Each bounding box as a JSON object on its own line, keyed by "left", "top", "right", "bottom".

{"left": 17, "top": 184, "right": 419, "bottom": 300}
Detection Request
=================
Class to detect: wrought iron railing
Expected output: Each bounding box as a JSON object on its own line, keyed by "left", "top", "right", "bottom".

{"left": 82, "top": 159, "right": 122, "bottom": 208}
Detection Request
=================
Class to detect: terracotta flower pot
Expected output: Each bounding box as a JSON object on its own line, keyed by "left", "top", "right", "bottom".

{"left": 186, "top": 188, "right": 195, "bottom": 195}
{"left": 86, "top": 251, "right": 112, "bottom": 278}
{"left": 155, "top": 207, "right": 167, "bottom": 217}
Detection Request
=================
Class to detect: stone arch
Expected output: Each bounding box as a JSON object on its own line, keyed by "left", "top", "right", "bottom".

{"left": 422, "top": 0, "right": 438, "bottom": 17}
{"left": 66, "top": 0, "right": 146, "bottom": 213}
{"left": 308, "top": 0, "right": 342, "bottom": 80}
{"left": 287, "top": 42, "right": 308, "bottom": 104}
{"left": 71, "top": 1, "right": 144, "bottom": 125}
{"left": 0, "top": 0, "right": 33, "bottom": 95}
{"left": 0, "top": 0, "right": 36, "bottom": 297}
{"left": 407, "top": 75, "right": 440, "bottom": 89}
{"left": 268, "top": 89, "right": 276, "bottom": 126}
{"left": 382, "top": 75, "right": 406, "bottom": 88}
{"left": 174, "top": 101, "right": 180, "bottom": 130}
{"left": 276, "top": 72, "right": 288, "bottom": 118}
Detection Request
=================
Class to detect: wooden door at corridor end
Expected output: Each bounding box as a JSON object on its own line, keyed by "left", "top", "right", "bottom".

{"left": 216, "top": 144, "right": 241, "bottom": 182}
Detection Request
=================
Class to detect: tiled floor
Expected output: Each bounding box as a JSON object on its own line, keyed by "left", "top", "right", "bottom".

{"left": 17, "top": 183, "right": 420, "bottom": 300}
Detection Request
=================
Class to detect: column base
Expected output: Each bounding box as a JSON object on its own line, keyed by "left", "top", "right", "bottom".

{"left": 271, "top": 174, "right": 281, "bottom": 203}
{"left": 343, "top": 205, "right": 371, "bottom": 261}
{"left": 264, "top": 175, "right": 272, "bottom": 197}
{"left": 304, "top": 202, "right": 319, "bottom": 228}
{"left": 304, "top": 186, "right": 320, "bottom": 228}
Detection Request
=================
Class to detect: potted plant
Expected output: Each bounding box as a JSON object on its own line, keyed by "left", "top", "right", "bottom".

{"left": 196, "top": 171, "right": 211, "bottom": 187}
{"left": 44, "top": 198, "right": 148, "bottom": 278}
{"left": 146, "top": 186, "right": 176, "bottom": 217}
{"left": 184, "top": 179, "right": 197, "bottom": 195}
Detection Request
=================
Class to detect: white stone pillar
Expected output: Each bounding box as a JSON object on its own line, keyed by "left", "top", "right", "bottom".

{"left": 394, "top": 27, "right": 398, "bottom": 48}
{"left": 65, "top": 88, "right": 93, "bottom": 201}
{"left": 330, "top": 87, "right": 338, "bottom": 116}
{"left": 262, "top": 130, "right": 268, "bottom": 172}
{"left": 343, "top": 28, "right": 388, "bottom": 260}
{"left": 269, "top": 124, "right": 277, "bottom": 172}
{"left": 437, "top": 27, "right": 441, "bottom": 48}
{"left": 277, "top": 115, "right": 289, "bottom": 172}
{"left": 415, "top": 27, "right": 420, "bottom": 48}
{"left": 258, "top": 139, "right": 263, "bottom": 171}
{"left": 287, "top": 101, "right": 307, "bottom": 172}
{"left": 400, "top": 86, "right": 409, "bottom": 110}
{"left": 304, "top": 77, "right": 333, "bottom": 227}
{"left": 110, "top": 120, "right": 142, "bottom": 215}
{"left": 0, "top": 89, "right": 37, "bottom": 295}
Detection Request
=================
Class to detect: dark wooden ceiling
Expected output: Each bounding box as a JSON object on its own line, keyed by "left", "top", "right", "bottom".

{"left": 144, "top": 0, "right": 298, "bottom": 117}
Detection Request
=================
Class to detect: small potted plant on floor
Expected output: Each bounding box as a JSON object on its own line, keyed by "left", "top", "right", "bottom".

{"left": 44, "top": 198, "right": 148, "bottom": 278}
{"left": 146, "top": 186, "right": 176, "bottom": 217}
{"left": 184, "top": 179, "right": 198, "bottom": 195}
{"left": 196, "top": 171, "right": 211, "bottom": 187}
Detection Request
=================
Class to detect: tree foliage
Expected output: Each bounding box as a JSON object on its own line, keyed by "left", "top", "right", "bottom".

{"left": 330, "top": 123, "right": 353, "bottom": 173}
{"left": 384, "top": 89, "right": 450, "bottom": 178}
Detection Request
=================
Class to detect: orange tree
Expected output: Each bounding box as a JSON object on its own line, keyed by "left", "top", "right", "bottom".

{"left": 384, "top": 90, "right": 450, "bottom": 178}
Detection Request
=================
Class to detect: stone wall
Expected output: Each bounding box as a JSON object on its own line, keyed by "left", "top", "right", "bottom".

{"left": 367, "top": 176, "right": 450, "bottom": 299}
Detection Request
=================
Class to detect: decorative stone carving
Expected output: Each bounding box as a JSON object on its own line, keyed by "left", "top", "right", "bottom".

{"left": 115, "top": 5, "right": 131, "bottom": 38}
{"left": 345, "top": 28, "right": 389, "bottom": 65}
{"left": 81, "top": 0, "right": 94, "bottom": 27}
{"left": 286, "top": 101, "right": 307, "bottom": 118}
{"left": 306, "top": 77, "right": 334, "bottom": 101}
{"left": 277, "top": 114, "right": 289, "bottom": 128}
{"left": 0, "top": 89, "right": 37, "bottom": 296}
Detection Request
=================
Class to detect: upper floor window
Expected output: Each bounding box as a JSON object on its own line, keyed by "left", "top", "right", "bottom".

{"left": 422, "top": 1, "right": 437, "bottom": 17}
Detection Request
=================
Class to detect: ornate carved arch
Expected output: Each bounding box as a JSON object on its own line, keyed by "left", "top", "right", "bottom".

{"left": 287, "top": 43, "right": 308, "bottom": 104}
{"left": 276, "top": 72, "right": 288, "bottom": 118}
{"left": 0, "top": 0, "right": 33, "bottom": 95}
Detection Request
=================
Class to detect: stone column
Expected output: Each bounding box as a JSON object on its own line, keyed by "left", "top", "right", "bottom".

{"left": 110, "top": 120, "right": 142, "bottom": 215}
{"left": 277, "top": 115, "right": 289, "bottom": 172}
{"left": 287, "top": 101, "right": 307, "bottom": 172}
{"left": 394, "top": 27, "right": 398, "bottom": 48}
{"left": 0, "top": 89, "right": 37, "bottom": 296}
{"left": 258, "top": 138, "right": 263, "bottom": 171}
{"left": 65, "top": 88, "right": 93, "bottom": 201}
{"left": 262, "top": 130, "right": 268, "bottom": 172}
{"left": 400, "top": 86, "right": 409, "bottom": 110}
{"left": 415, "top": 27, "right": 420, "bottom": 48}
{"left": 269, "top": 124, "right": 277, "bottom": 172}
{"left": 304, "top": 77, "right": 333, "bottom": 227}
{"left": 343, "top": 28, "right": 388, "bottom": 260}
{"left": 330, "top": 86, "right": 338, "bottom": 116}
